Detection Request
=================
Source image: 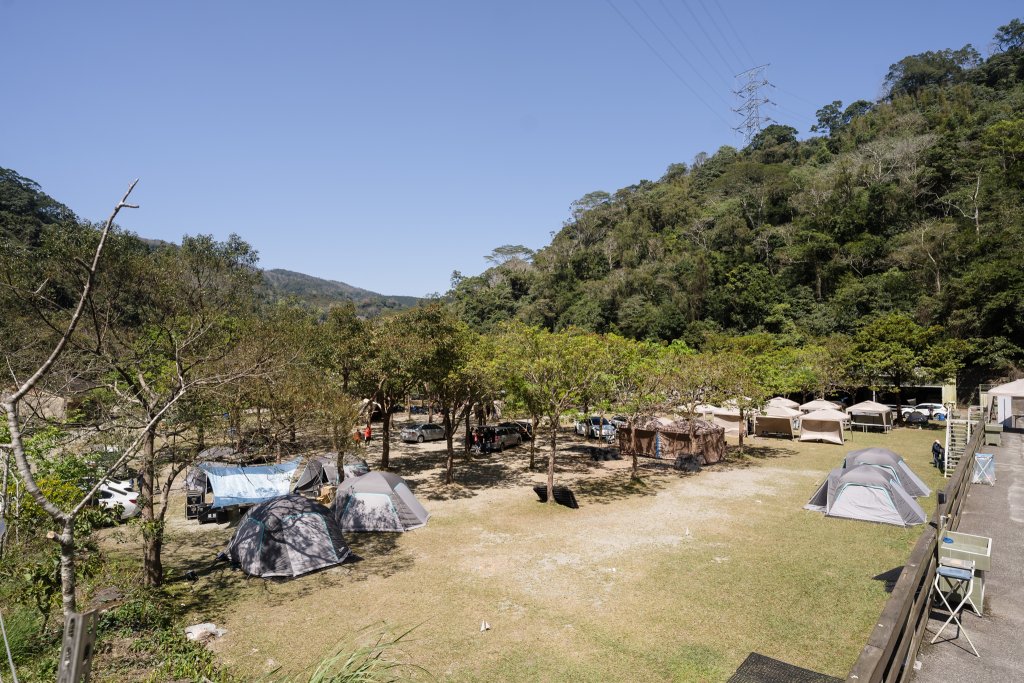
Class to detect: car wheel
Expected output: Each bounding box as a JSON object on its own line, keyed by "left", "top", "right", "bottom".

{"left": 417, "top": 435, "right": 424, "bottom": 443}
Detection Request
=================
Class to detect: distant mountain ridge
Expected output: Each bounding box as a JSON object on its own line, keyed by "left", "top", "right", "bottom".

{"left": 263, "top": 268, "right": 420, "bottom": 315}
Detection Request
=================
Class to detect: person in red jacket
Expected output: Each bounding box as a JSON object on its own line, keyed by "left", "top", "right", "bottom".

{"left": 364, "top": 424, "right": 372, "bottom": 442}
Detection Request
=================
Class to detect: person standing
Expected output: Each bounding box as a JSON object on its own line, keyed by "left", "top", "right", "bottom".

{"left": 932, "top": 439, "right": 945, "bottom": 471}
{"left": 364, "top": 424, "right": 372, "bottom": 442}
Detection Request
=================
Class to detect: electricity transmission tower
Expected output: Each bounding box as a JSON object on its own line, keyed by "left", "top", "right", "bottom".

{"left": 733, "top": 64, "right": 774, "bottom": 144}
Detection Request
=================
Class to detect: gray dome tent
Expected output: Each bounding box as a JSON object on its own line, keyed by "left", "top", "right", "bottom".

{"left": 333, "top": 472, "right": 430, "bottom": 532}
{"left": 223, "top": 494, "right": 351, "bottom": 578}
{"left": 844, "top": 447, "right": 930, "bottom": 498}
{"left": 805, "top": 465, "right": 926, "bottom": 527}
{"left": 293, "top": 454, "right": 370, "bottom": 496}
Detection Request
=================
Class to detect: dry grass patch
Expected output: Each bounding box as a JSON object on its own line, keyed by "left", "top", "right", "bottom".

{"left": 109, "top": 423, "right": 945, "bottom": 682}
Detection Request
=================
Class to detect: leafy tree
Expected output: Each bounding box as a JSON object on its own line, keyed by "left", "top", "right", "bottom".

{"left": 496, "top": 325, "right": 606, "bottom": 502}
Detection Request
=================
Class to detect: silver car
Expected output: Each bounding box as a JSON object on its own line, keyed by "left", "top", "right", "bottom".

{"left": 401, "top": 422, "right": 446, "bottom": 443}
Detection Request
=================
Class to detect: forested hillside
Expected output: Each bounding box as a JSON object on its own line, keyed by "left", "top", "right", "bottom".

{"left": 448, "top": 19, "right": 1024, "bottom": 383}
{"left": 263, "top": 268, "right": 419, "bottom": 315}
{"left": 0, "top": 169, "right": 418, "bottom": 317}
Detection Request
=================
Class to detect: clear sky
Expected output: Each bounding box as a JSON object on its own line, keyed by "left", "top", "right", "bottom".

{"left": 2, "top": 1, "right": 1018, "bottom": 297}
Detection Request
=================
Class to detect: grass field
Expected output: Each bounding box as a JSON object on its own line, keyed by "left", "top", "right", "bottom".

{"left": 104, "top": 423, "right": 946, "bottom": 682}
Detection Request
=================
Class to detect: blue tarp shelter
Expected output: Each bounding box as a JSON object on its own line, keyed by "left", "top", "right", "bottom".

{"left": 199, "top": 459, "right": 300, "bottom": 508}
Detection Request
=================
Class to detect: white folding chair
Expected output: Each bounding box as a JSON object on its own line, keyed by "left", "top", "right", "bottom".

{"left": 931, "top": 558, "right": 980, "bottom": 657}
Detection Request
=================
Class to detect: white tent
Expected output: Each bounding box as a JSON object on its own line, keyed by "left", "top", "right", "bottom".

{"left": 799, "top": 399, "right": 842, "bottom": 413}
{"left": 754, "top": 405, "right": 800, "bottom": 439}
{"left": 847, "top": 400, "right": 893, "bottom": 432}
{"left": 844, "top": 447, "right": 931, "bottom": 498}
{"left": 710, "top": 407, "right": 743, "bottom": 437}
{"left": 805, "top": 465, "right": 926, "bottom": 527}
{"left": 988, "top": 379, "right": 1024, "bottom": 429}
{"left": 767, "top": 396, "right": 800, "bottom": 410}
{"left": 799, "top": 409, "right": 847, "bottom": 445}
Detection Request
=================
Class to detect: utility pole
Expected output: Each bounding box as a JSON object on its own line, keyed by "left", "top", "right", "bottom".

{"left": 733, "top": 63, "right": 774, "bottom": 144}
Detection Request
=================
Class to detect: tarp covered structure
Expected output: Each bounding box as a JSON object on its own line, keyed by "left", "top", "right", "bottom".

{"left": 753, "top": 405, "right": 800, "bottom": 439}
{"left": 767, "top": 396, "right": 800, "bottom": 410}
{"left": 293, "top": 454, "right": 371, "bottom": 495}
{"left": 805, "top": 465, "right": 926, "bottom": 527}
{"left": 710, "top": 407, "right": 744, "bottom": 437}
{"left": 844, "top": 447, "right": 931, "bottom": 497}
{"left": 186, "top": 446, "right": 238, "bottom": 492}
{"left": 199, "top": 459, "right": 300, "bottom": 508}
{"left": 799, "top": 399, "right": 842, "bottom": 413}
{"left": 988, "top": 378, "right": 1024, "bottom": 429}
{"left": 798, "top": 408, "right": 847, "bottom": 445}
{"left": 223, "top": 494, "right": 351, "bottom": 578}
{"left": 617, "top": 417, "right": 727, "bottom": 465}
{"left": 848, "top": 401, "right": 893, "bottom": 432}
{"left": 333, "top": 472, "right": 430, "bottom": 532}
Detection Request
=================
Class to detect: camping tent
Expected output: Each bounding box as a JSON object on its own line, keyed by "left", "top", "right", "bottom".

{"left": 293, "top": 454, "right": 371, "bottom": 496}
{"left": 798, "top": 409, "right": 847, "bottom": 445}
{"left": 753, "top": 405, "right": 801, "bottom": 439}
{"left": 988, "top": 379, "right": 1024, "bottom": 429}
{"left": 199, "top": 459, "right": 300, "bottom": 508}
{"left": 767, "top": 396, "right": 800, "bottom": 410}
{"left": 617, "top": 417, "right": 727, "bottom": 465}
{"left": 844, "top": 447, "right": 930, "bottom": 497}
{"left": 847, "top": 401, "right": 893, "bottom": 432}
{"left": 799, "top": 399, "right": 842, "bottom": 413}
{"left": 222, "top": 494, "right": 350, "bottom": 578}
{"left": 710, "top": 407, "right": 744, "bottom": 437}
{"left": 805, "top": 465, "right": 926, "bottom": 527}
{"left": 333, "top": 472, "right": 430, "bottom": 532}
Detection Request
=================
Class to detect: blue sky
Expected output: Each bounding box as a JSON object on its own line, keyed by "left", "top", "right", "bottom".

{"left": 2, "top": 1, "right": 1018, "bottom": 296}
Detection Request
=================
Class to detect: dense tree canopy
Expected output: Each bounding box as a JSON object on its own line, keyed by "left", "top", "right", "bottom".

{"left": 447, "top": 20, "right": 1024, "bottom": 386}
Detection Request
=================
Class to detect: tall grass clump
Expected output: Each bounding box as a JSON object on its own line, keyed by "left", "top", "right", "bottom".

{"left": 279, "top": 625, "right": 430, "bottom": 683}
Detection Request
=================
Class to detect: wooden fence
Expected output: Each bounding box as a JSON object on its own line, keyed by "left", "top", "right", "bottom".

{"left": 846, "top": 419, "right": 984, "bottom": 682}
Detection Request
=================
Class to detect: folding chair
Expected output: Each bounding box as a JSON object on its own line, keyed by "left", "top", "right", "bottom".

{"left": 972, "top": 453, "right": 996, "bottom": 486}
{"left": 931, "top": 557, "right": 980, "bottom": 657}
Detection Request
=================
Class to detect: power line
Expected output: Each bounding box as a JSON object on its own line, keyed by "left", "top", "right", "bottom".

{"left": 678, "top": 0, "right": 740, "bottom": 75}
{"left": 694, "top": 0, "right": 746, "bottom": 73}
{"left": 604, "top": 0, "right": 733, "bottom": 128}
{"left": 709, "top": 0, "right": 756, "bottom": 66}
{"left": 655, "top": 0, "right": 733, "bottom": 86}
{"left": 630, "top": 0, "right": 733, "bottom": 109}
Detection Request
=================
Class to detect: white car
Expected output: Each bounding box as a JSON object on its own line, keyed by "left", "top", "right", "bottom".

{"left": 574, "top": 416, "right": 616, "bottom": 439}
{"left": 901, "top": 403, "right": 947, "bottom": 420}
{"left": 96, "top": 480, "right": 140, "bottom": 520}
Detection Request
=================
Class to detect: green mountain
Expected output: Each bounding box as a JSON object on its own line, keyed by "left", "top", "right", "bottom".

{"left": 0, "top": 170, "right": 419, "bottom": 317}
{"left": 447, "top": 18, "right": 1024, "bottom": 376}
{"left": 262, "top": 268, "right": 420, "bottom": 315}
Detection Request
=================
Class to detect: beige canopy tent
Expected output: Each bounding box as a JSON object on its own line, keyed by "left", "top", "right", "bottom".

{"left": 767, "top": 396, "right": 800, "bottom": 410}
{"left": 618, "top": 416, "right": 727, "bottom": 465}
{"left": 847, "top": 400, "right": 893, "bottom": 432}
{"left": 754, "top": 405, "right": 801, "bottom": 439}
{"left": 710, "top": 407, "right": 743, "bottom": 437}
{"left": 798, "top": 408, "right": 847, "bottom": 445}
{"left": 988, "top": 379, "right": 1024, "bottom": 429}
{"left": 799, "top": 399, "right": 842, "bottom": 413}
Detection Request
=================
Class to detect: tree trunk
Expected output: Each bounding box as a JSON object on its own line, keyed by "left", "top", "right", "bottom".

{"left": 380, "top": 415, "right": 391, "bottom": 469}
{"left": 331, "top": 423, "right": 340, "bottom": 453}
{"left": 58, "top": 522, "right": 77, "bottom": 617}
{"left": 529, "top": 414, "right": 538, "bottom": 470}
{"left": 631, "top": 418, "right": 640, "bottom": 480}
{"left": 737, "top": 408, "right": 745, "bottom": 455}
{"left": 444, "top": 412, "right": 455, "bottom": 485}
{"left": 141, "top": 425, "right": 163, "bottom": 586}
{"left": 547, "top": 415, "right": 557, "bottom": 504}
